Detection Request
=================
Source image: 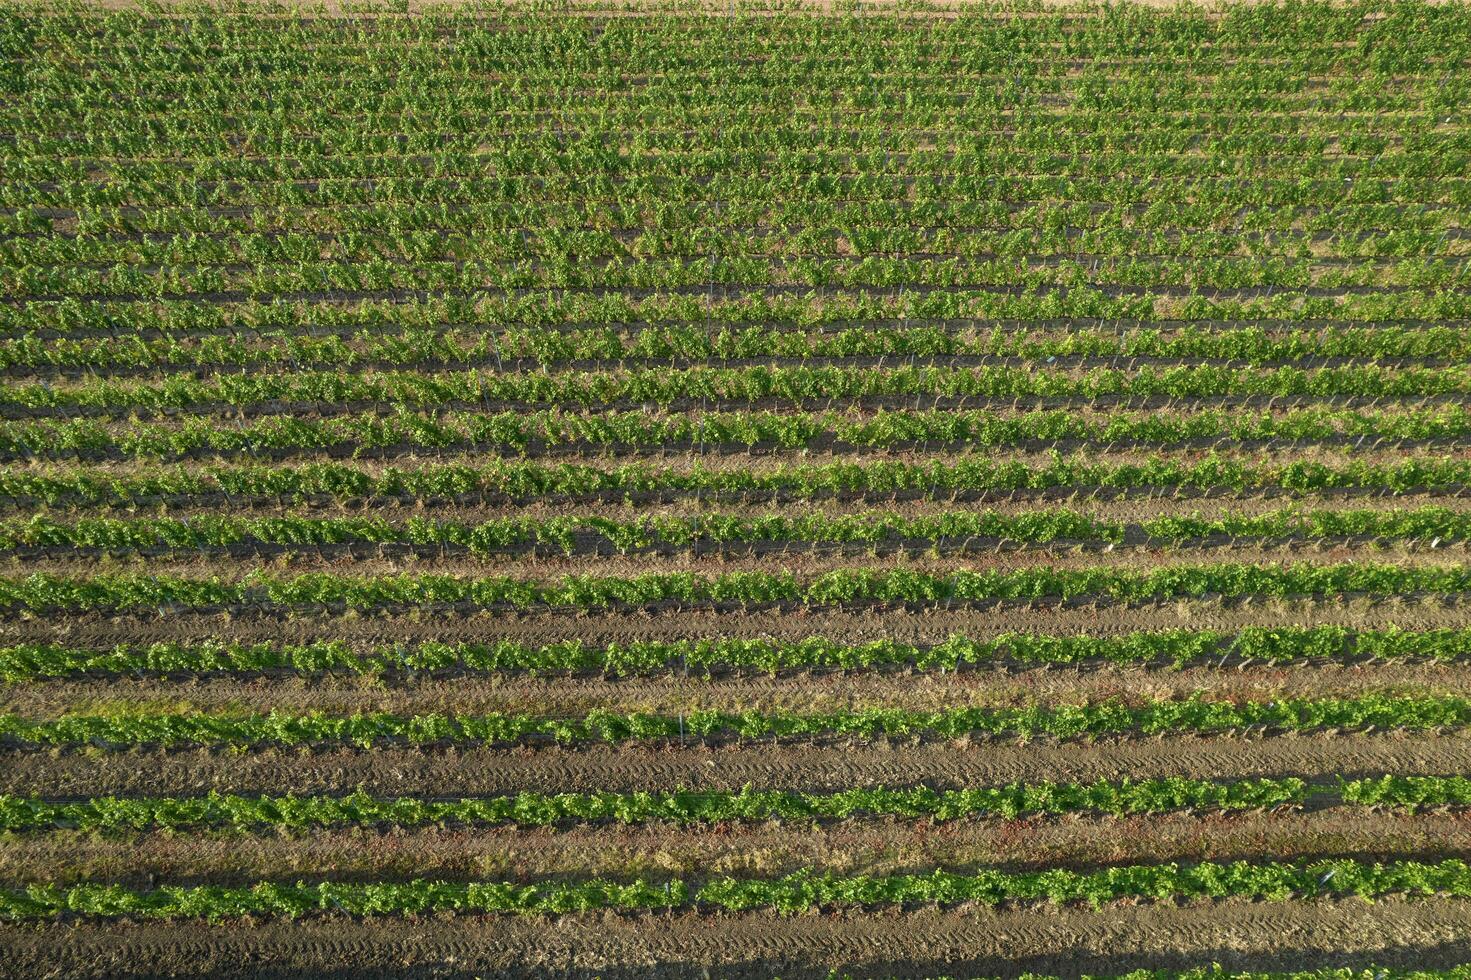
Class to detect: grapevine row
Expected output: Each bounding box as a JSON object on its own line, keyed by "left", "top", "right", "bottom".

{"left": 9, "top": 404, "right": 1471, "bottom": 460}
{"left": 5, "top": 776, "right": 1467, "bottom": 834}
{"left": 6, "top": 506, "right": 1471, "bottom": 557}
{"left": 5, "top": 455, "right": 1467, "bottom": 508}
{"left": 2, "top": 694, "right": 1464, "bottom": 748}
{"left": 9, "top": 325, "right": 1471, "bottom": 373}
{"left": 17, "top": 287, "right": 1471, "bottom": 340}
{"left": 1, "top": 625, "right": 1459, "bottom": 681}
{"left": 4, "top": 858, "right": 1470, "bottom": 920}
{"left": 2, "top": 563, "right": 1470, "bottom": 614}
{"left": 13, "top": 254, "right": 1471, "bottom": 302}
{"left": 8, "top": 364, "right": 1466, "bottom": 414}
{"left": 11, "top": 326, "right": 1471, "bottom": 375}
{"left": 6, "top": 225, "right": 1467, "bottom": 272}
{"left": 0, "top": 778, "right": 1310, "bottom": 832}
{"left": 18, "top": 197, "right": 1471, "bottom": 253}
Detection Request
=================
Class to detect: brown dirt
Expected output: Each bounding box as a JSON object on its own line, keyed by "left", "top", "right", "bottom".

{"left": 7, "top": 809, "right": 1471, "bottom": 889}
{"left": 5, "top": 898, "right": 1471, "bottom": 980}
{"left": 9, "top": 733, "right": 1468, "bottom": 797}
{"left": 9, "top": 661, "right": 1471, "bottom": 718}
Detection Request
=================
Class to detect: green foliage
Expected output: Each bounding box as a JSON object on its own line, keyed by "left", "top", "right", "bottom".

{"left": 9, "top": 364, "right": 1471, "bottom": 413}
{"left": 0, "top": 778, "right": 1308, "bottom": 833}
{"left": 3, "top": 625, "right": 1467, "bottom": 681}
{"left": 31, "top": 772, "right": 1471, "bottom": 837}
{"left": 11, "top": 454, "right": 1471, "bottom": 508}
{"left": 9, "top": 404, "right": 1471, "bottom": 459}
{"left": 5, "top": 859, "right": 1471, "bottom": 920}
{"left": 9, "top": 325, "right": 1471, "bottom": 372}
{"left": 6, "top": 505, "right": 1471, "bottom": 557}
{"left": 1, "top": 564, "right": 1469, "bottom": 613}
{"left": 1340, "top": 775, "right": 1471, "bottom": 808}
{"left": 2, "top": 695, "right": 1465, "bottom": 748}
{"left": 8, "top": 3, "right": 1471, "bottom": 956}
{"left": 7, "top": 454, "right": 1471, "bottom": 510}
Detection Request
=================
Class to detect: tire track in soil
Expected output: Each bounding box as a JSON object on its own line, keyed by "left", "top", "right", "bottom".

{"left": 8, "top": 733, "right": 1469, "bottom": 797}
{"left": 8, "top": 809, "right": 1471, "bottom": 888}
{"left": 4, "top": 898, "right": 1470, "bottom": 979}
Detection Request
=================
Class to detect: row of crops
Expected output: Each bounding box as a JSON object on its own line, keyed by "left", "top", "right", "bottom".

{"left": 1, "top": 625, "right": 1469, "bottom": 677}
{"left": 7, "top": 1, "right": 1471, "bottom": 976}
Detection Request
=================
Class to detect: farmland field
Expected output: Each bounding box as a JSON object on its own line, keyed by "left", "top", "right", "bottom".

{"left": 5, "top": 0, "right": 1471, "bottom": 976}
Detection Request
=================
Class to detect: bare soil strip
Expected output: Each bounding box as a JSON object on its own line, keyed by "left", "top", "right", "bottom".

{"left": 10, "top": 661, "right": 1471, "bottom": 718}
{"left": 3, "top": 898, "right": 1469, "bottom": 980}
{"left": 9, "top": 733, "right": 1468, "bottom": 797}
{"left": 8, "top": 595, "right": 1471, "bottom": 652}
{"left": 7, "top": 809, "right": 1471, "bottom": 889}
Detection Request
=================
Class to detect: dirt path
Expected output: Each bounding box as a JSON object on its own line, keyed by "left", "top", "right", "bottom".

{"left": 5, "top": 898, "right": 1470, "bottom": 980}
{"left": 9, "top": 733, "right": 1468, "bottom": 797}
{"left": 8, "top": 809, "right": 1471, "bottom": 888}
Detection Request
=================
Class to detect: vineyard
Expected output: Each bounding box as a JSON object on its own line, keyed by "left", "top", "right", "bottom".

{"left": 6, "top": 0, "right": 1471, "bottom": 976}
